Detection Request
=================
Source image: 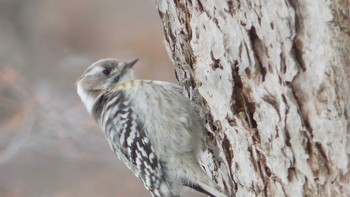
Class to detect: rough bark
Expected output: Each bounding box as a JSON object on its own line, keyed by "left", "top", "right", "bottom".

{"left": 155, "top": 0, "right": 350, "bottom": 196}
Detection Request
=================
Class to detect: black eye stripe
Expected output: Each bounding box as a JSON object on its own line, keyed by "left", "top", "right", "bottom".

{"left": 113, "top": 75, "right": 120, "bottom": 83}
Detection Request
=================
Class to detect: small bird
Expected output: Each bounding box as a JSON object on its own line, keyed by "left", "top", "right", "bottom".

{"left": 76, "top": 58, "right": 226, "bottom": 197}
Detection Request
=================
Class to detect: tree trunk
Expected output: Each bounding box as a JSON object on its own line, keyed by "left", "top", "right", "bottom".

{"left": 155, "top": 0, "right": 350, "bottom": 196}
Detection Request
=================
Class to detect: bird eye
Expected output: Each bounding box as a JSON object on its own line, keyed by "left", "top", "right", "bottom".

{"left": 102, "top": 69, "right": 110, "bottom": 75}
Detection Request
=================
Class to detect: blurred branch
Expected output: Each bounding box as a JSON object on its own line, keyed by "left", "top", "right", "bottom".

{"left": 0, "top": 98, "right": 36, "bottom": 164}
{"left": 2, "top": 97, "right": 35, "bottom": 131}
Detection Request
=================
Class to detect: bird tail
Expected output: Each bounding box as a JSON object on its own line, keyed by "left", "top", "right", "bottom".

{"left": 182, "top": 164, "right": 228, "bottom": 197}
{"left": 169, "top": 153, "right": 227, "bottom": 197}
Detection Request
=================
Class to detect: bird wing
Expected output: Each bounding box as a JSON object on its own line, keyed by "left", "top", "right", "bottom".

{"left": 95, "top": 90, "right": 172, "bottom": 197}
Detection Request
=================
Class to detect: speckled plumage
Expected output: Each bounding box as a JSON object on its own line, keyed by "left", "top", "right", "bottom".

{"left": 77, "top": 58, "right": 226, "bottom": 197}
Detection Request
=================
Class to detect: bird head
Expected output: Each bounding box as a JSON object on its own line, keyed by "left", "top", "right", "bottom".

{"left": 76, "top": 58, "right": 138, "bottom": 114}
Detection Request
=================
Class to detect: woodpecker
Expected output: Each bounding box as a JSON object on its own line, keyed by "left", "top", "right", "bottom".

{"left": 76, "top": 58, "right": 226, "bottom": 197}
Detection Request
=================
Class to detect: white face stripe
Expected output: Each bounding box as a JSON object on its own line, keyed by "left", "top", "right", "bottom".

{"left": 84, "top": 58, "right": 126, "bottom": 78}
{"left": 77, "top": 60, "right": 117, "bottom": 115}
{"left": 77, "top": 80, "right": 96, "bottom": 115}
{"left": 86, "top": 65, "right": 104, "bottom": 76}
{"left": 76, "top": 58, "right": 135, "bottom": 115}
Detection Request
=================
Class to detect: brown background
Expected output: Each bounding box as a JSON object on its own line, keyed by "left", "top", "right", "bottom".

{"left": 0, "top": 1, "right": 203, "bottom": 196}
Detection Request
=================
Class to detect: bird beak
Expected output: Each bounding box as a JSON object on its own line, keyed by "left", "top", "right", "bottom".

{"left": 124, "top": 58, "right": 139, "bottom": 69}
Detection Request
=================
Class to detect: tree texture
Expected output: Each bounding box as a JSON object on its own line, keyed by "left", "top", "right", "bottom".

{"left": 155, "top": 0, "right": 350, "bottom": 196}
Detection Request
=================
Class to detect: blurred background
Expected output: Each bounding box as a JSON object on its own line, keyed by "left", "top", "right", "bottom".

{"left": 0, "top": 1, "right": 204, "bottom": 196}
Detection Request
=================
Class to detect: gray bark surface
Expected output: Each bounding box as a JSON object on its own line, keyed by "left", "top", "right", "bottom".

{"left": 155, "top": 0, "right": 350, "bottom": 196}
